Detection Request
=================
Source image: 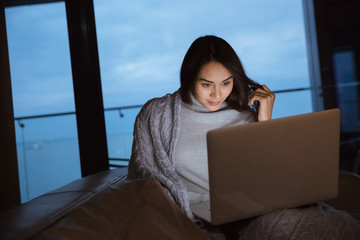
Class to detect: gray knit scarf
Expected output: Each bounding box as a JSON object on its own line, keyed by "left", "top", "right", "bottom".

{"left": 127, "top": 91, "right": 196, "bottom": 220}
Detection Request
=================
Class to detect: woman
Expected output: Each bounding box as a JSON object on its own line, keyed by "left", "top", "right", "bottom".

{"left": 128, "top": 35, "right": 274, "bottom": 218}
{"left": 128, "top": 35, "right": 359, "bottom": 239}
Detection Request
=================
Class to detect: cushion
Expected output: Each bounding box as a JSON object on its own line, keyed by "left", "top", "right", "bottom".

{"left": 32, "top": 178, "right": 209, "bottom": 240}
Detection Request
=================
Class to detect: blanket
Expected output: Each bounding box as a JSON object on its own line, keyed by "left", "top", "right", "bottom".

{"left": 238, "top": 203, "right": 360, "bottom": 240}
{"left": 203, "top": 203, "right": 360, "bottom": 240}
{"left": 128, "top": 92, "right": 195, "bottom": 220}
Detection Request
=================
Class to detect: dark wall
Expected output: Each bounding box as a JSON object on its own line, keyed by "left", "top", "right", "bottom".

{"left": 0, "top": 0, "right": 21, "bottom": 211}
{"left": 314, "top": 0, "right": 360, "bottom": 108}
{"left": 314, "top": 0, "right": 360, "bottom": 172}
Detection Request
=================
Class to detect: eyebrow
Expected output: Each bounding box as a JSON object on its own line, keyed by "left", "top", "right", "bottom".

{"left": 198, "top": 76, "right": 233, "bottom": 83}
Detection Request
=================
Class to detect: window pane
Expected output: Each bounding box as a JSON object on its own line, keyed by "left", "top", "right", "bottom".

{"left": 95, "top": 0, "right": 310, "bottom": 107}
{"left": 5, "top": 2, "right": 81, "bottom": 202}
{"left": 94, "top": 0, "right": 312, "bottom": 163}
{"left": 105, "top": 107, "right": 141, "bottom": 166}
{"left": 272, "top": 90, "right": 313, "bottom": 118}
{"left": 333, "top": 51, "right": 359, "bottom": 133}
{"left": 15, "top": 116, "right": 80, "bottom": 201}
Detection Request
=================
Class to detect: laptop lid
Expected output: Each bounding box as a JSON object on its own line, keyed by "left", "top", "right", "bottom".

{"left": 204, "top": 109, "right": 340, "bottom": 225}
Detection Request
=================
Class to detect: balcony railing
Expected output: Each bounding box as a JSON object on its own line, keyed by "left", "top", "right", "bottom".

{"left": 13, "top": 84, "right": 360, "bottom": 168}
{"left": 15, "top": 104, "right": 143, "bottom": 169}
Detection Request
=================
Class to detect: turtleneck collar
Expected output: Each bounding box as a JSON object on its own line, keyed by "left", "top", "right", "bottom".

{"left": 183, "top": 94, "right": 229, "bottom": 113}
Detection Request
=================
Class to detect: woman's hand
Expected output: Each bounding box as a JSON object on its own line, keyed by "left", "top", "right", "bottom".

{"left": 248, "top": 85, "right": 275, "bottom": 121}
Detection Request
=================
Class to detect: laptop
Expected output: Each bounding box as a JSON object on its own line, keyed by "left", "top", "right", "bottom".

{"left": 190, "top": 109, "right": 340, "bottom": 225}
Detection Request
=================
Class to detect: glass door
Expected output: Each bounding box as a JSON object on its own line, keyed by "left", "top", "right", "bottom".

{"left": 5, "top": 2, "right": 81, "bottom": 203}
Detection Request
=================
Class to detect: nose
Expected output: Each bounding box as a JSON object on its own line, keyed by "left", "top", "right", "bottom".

{"left": 210, "top": 86, "right": 221, "bottom": 99}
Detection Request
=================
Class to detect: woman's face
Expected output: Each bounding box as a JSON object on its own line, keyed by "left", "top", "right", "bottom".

{"left": 194, "top": 61, "right": 233, "bottom": 111}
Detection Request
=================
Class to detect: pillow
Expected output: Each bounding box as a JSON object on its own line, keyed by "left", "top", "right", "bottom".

{"left": 33, "top": 178, "right": 209, "bottom": 240}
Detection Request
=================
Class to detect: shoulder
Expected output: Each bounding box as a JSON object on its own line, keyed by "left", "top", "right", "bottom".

{"left": 142, "top": 91, "right": 181, "bottom": 111}
{"left": 144, "top": 91, "right": 180, "bottom": 107}
{"left": 137, "top": 91, "right": 182, "bottom": 118}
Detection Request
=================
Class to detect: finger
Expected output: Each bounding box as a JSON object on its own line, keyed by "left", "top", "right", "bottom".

{"left": 254, "top": 87, "right": 272, "bottom": 96}
{"left": 254, "top": 86, "right": 276, "bottom": 100}
{"left": 248, "top": 94, "right": 255, "bottom": 105}
{"left": 251, "top": 90, "right": 272, "bottom": 99}
{"left": 248, "top": 91, "right": 275, "bottom": 106}
{"left": 248, "top": 92, "right": 264, "bottom": 105}
{"left": 261, "top": 85, "right": 271, "bottom": 92}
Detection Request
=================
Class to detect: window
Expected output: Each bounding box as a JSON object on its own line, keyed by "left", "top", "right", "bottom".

{"left": 5, "top": 2, "right": 81, "bottom": 202}
{"left": 94, "top": 0, "right": 313, "bottom": 165}
{"left": 333, "top": 50, "right": 359, "bottom": 133}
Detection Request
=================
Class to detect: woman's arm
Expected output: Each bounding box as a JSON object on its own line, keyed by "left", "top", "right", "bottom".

{"left": 248, "top": 85, "right": 276, "bottom": 121}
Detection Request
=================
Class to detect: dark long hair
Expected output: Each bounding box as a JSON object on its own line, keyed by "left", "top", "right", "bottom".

{"left": 179, "top": 35, "right": 261, "bottom": 120}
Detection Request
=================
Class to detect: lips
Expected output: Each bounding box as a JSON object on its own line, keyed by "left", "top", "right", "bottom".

{"left": 208, "top": 101, "right": 221, "bottom": 106}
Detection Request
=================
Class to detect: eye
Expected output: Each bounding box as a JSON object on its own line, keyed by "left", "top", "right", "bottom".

{"left": 222, "top": 81, "right": 231, "bottom": 86}
{"left": 201, "top": 83, "right": 211, "bottom": 87}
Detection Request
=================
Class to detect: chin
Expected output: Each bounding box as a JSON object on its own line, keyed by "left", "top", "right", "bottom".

{"left": 206, "top": 105, "right": 220, "bottom": 111}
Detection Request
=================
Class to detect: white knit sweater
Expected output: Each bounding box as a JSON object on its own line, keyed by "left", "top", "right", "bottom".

{"left": 175, "top": 95, "right": 254, "bottom": 204}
